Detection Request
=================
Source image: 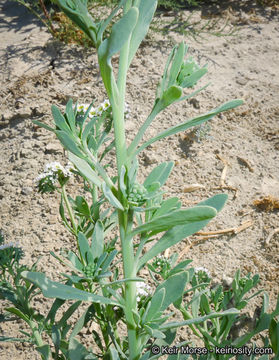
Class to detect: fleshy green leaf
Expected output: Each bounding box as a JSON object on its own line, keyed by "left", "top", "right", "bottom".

{"left": 5, "top": 307, "right": 29, "bottom": 323}
{"left": 144, "top": 162, "right": 174, "bottom": 188}
{"left": 98, "top": 7, "right": 138, "bottom": 96}
{"left": 69, "top": 152, "right": 102, "bottom": 188}
{"left": 131, "top": 206, "right": 217, "bottom": 236}
{"left": 181, "top": 68, "right": 207, "bottom": 88}
{"left": 68, "top": 338, "right": 95, "bottom": 360}
{"left": 158, "top": 85, "right": 183, "bottom": 110}
{"left": 143, "top": 288, "right": 165, "bottom": 323}
{"left": 109, "top": 346, "right": 121, "bottom": 360}
{"left": 52, "top": 105, "right": 71, "bottom": 133}
{"left": 65, "top": 99, "right": 76, "bottom": 132}
{"left": 138, "top": 194, "right": 228, "bottom": 269}
{"left": 91, "top": 220, "right": 104, "bottom": 260}
{"left": 102, "top": 182, "right": 124, "bottom": 210}
{"left": 155, "top": 272, "right": 189, "bottom": 312}
{"left": 56, "top": 130, "right": 84, "bottom": 157}
{"left": 78, "top": 232, "right": 91, "bottom": 262}
{"left": 33, "top": 120, "right": 55, "bottom": 133}
{"left": 269, "top": 318, "right": 279, "bottom": 354}
{"left": 160, "top": 308, "right": 239, "bottom": 331}
{"left": 36, "top": 344, "right": 51, "bottom": 360}
{"left": 135, "top": 100, "right": 243, "bottom": 156}
{"left": 21, "top": 271, "right": 120, "bottom": 307}
{"left": 152, "top": 197, "right": 181, "bottom": 218}
{"left": 128, "top": 0, "right": 157, "bottom": 66}
{"left": 54, "top": 0, "right": 98, "bottom": 45}
{"left": 167, "top": 42, "right": 186, "bottom": 88}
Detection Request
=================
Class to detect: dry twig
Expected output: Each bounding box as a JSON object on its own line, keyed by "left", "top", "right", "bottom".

{"left": 216, "top": 154, "right": 229, "bottom": 186}
{"left": 178, "top": 220, "right": 254, "bottom": 260}
{"left": 265, "top": 228, "right": 279, "bottom": 246}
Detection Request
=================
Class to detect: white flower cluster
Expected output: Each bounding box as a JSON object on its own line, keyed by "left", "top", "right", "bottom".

{"left": 74, "top": 99, "right": 131, "bottom": 119}
{"left": 195, "top": 266, "right": 211, "bottom": 279}
{"left": 136, "top": 281, "right": 151, "bottom": 302}
{"left": 75, "top": 99, "right": 111, "bottom": 119}
{"left": 34, "top": 162, "right": 74, "bottom": 187}
{"left": 0, "top": 242, "right": 18, "bottom": 251}
{"left": 154, "top": 254, "right": 171, "bottom": 267}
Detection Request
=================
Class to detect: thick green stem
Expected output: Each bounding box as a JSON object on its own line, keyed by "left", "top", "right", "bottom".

{"left": 119, "top": 209, "right": 140, "bottom": 360}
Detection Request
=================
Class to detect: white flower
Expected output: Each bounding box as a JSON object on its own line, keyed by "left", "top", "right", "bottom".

{"left": 136, "top": 281, "right": 151, "bottom": 302}
{"left": 96, "top": 104, "right": 103, "bottom": 116}
{"left": 89, "top": 108, "right": 97, "bottom": 118}
{"left": 195, "top": 266, "right": 211, "bottom": 278}
{"left": 0, "top": 242, "right": 18, "bottom": 250}
{"left": 77, "top": 103, "right": 85, "bottom": 113}
{"left": 65, "top": 162, "right": 75, "bottom": 176}
{"left": 102, "top": 99, "right": 110, "bottom": 110}
{"left": 84, "top": 104, "right": 90, "bottom": 112}
{"left": 34, "top": 161, "right": 73, "bottom": 189}
{"left": 124, "top": 102, "right": 131, "bottom": 119}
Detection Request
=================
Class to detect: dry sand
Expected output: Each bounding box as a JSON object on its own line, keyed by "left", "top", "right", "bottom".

{"left": 0, "top": 0, "right": 279, "bottom": 358}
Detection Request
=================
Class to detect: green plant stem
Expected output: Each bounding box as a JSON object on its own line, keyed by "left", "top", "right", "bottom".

{"left": 28, "top": 319, "right": 45, "bottom": 349}
{"left": 119, "top": 209, "right": 140, "bottom": 360}
{"left": 127, "top": 103, "right": 159, "bottom": 158}
{"left": 61, "top": 185, "right": 77, "bottom": 235}
{"left": 84, "top": 147, "right": 115, "bottom": 189}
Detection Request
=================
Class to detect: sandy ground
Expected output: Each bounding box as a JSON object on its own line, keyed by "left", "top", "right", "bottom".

{"left": 0, "top": 0, "right": 279, "bottom": 358}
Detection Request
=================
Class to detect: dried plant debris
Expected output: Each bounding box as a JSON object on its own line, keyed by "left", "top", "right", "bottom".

{"left": 253, "top": 195, "right": 279, "bottom": 212}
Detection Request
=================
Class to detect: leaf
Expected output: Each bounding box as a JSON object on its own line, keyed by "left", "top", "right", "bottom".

{"left": 32, "top": 120, "right": 55, "bottom": 133}
{"left": 75, "top": 196, "right": 91, "bottom": 217}
{"left": 5, "top": 307, "right": 29, "bottom": 323}
{"left": 167, "top": 42, "right": 186, "bottom": 88}
{"left": 70, "top": 304, "right": 95, "bottom": 341}
{"left": 52, "top": 105, "right": 71, "bottom": 133}
{"left": 152, "top": 197, "right": 181, "bottom": 218}
{"left": 135, "top": 99, "right": 243, "bottom": 156}
{"left": 198, "top": 193, "right": 228, "bottom": 212}
{"left": 69, "top": 152, "right": 102, "bottom": 188}
{"left": 68, "top": 250, "right": 83, "bottom": 271}
{"left": 46, "top": 298, "right": 65, "bottom": 323}
{"left": 57, "top": 301, "right": 82, "bottom": 329}
{"left": 144, "top": 162, "right": 174, "bottom": 188}
{"left": 269, "top": 318, "right": 279, "bottom": 354}
{"left": 155, "top": 272, "right": 189, "bottom": 312}
{"left": 51, "top": 325, "right": 61, "bottom": 356}
{"left": 109, "top": 346, "right": 121, "bottom": 360}
{"left": 138, "top": 194, "right": 227, "bottom": 269}
{"left": 128, "top": 0, "right": 157, "bottom": 66}
{"left": 78, "top": 232, "right": 91, "bottom": 263}
{"left": 91, "top": 220, "right": 104, "bottom": 260}
{"left": 181, "top": 68, "right": 208, "bottom": 88}
{"left": 0, "top": 336, "right": 31, "bottom": 343}
{"left": 21, "top": 271, "right": 120, "bottom": 307}
{"left": 55, "top": 0, "right": 98, "bottom": 45}
{"left": 98, "top": 7, "right": 138, "bottom": 96}
{"left": 68, "top": 338, "right": 94, "bottom": 360}
{"left": 65, "top": 99, "right": 76, "bottom": 132}
{"left": 159, "top": 308, "right": 239, "bottom": 331}
{"left": 36, "top": 344, "right": 51, "bottom": 360}
{"left": 97, "top": 0, "right": 126, "bottom": 45}
{"left": 56, "top": 130, "right": 84, "bottom": 157}
{"left": 143, "top": 288, "right": 165, "bottom": 323}
{"left": 158, "top": 85, "right": 183, "bottom": 110}
{"left": 102, "top": 182, "right": 124, "bottom": 210}
{"left": 131, "top": 206, "right": 217, "bottom": 236}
